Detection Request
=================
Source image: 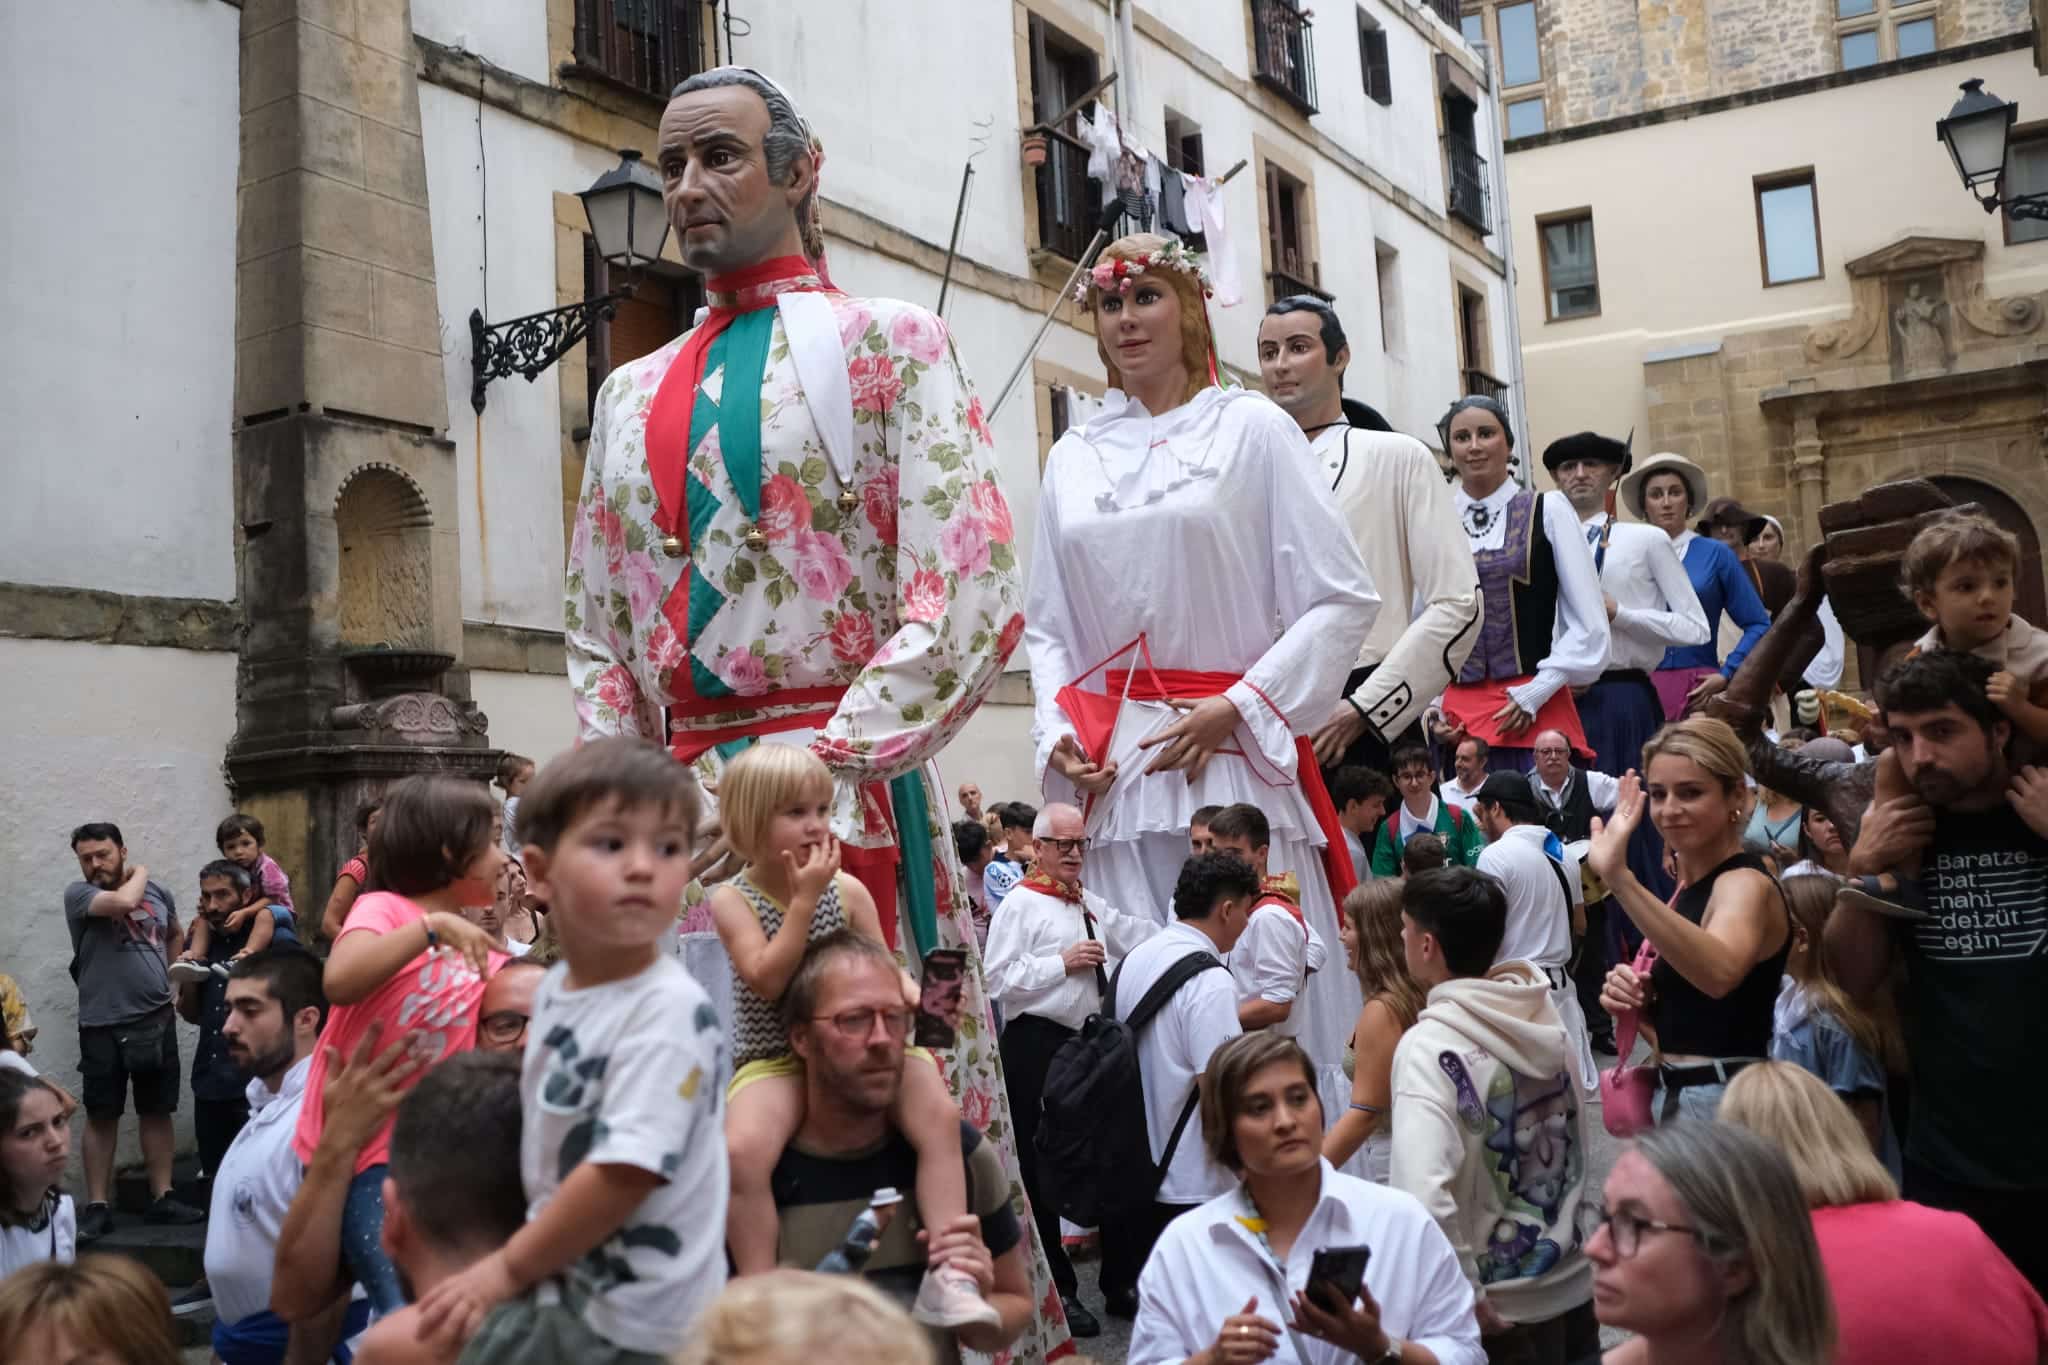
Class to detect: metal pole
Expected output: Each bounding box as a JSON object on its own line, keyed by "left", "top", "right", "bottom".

{"left": 988, "top": 224, "right": 1113, "bottom": 424}
{"left": 936, "top": 163, "right": 975, "bottom": 318}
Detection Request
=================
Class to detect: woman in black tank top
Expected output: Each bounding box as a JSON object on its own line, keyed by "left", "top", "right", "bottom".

{"left": 1585, "top": 717, "right": 1791, "bottom": 1123}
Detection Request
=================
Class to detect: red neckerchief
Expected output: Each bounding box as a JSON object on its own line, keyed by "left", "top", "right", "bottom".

{"left": 643, "top": 255, "right": 830, "bottom": 548}
{"left": 1020, "top": 870, "right": 1083, "bottom": 905}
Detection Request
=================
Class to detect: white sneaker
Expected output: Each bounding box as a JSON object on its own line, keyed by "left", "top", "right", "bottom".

{"left": 167, "top": 961, "right": 212, "bottom": 986}
{"left": 910, "top": 1263, "right": 1002, "bottom": 1330}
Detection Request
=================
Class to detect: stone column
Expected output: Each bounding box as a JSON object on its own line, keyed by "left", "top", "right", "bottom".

{"left": 230, "top": 0, "right": 494, "bottom": 915}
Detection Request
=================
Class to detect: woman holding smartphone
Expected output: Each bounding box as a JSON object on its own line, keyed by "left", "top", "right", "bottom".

{"left": 1127, "top": 1033, "right": 1484, "bottom": 1365}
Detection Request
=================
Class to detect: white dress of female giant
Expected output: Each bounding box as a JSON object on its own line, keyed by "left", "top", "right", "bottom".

{"left": 1026, "top": 384, "right": 1380, "bottom": 1153}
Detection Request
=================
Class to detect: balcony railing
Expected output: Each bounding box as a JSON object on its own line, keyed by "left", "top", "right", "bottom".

{"left": 1422, "top": 0, "right": 1463, "bottom": 28}
{"left": 1251, "top": 0, "right": 1319, "bottom": 115}
{"left": 1445, "top": 132, "right": 1492, "bottom": 234}
{"left": 1267, "top": 268, "right": 1333, "bottom": 304}
{"left": 1463, "top": 368, "right": 1508, "bottom": 402}
{"left": 1034, "top": 127, "right": 1099, "bottom": 262}
{"left": 572, "top": 0, "right": 704, "bottom": 102}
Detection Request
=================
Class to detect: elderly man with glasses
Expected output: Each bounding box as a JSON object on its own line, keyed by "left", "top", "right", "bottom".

{"left": 979, "top": 802, "right": 1160, "bottom": 1336}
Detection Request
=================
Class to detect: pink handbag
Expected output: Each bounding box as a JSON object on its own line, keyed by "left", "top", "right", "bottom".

{"left": 1598, "top": 935, "right": 1662, "bottom": 1137}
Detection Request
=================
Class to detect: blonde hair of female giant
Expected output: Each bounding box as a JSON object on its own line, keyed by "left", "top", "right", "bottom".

{"left": 717, "top": 741, "right": 835, "bottom": 865}
{"left": 1719, "top": 1060, "right": 1900, "bottom": 1209}
{"left": 670, "top": 1269, "right": 936, "bottom": 1365}
{"left": 1630, "top": 1120, "right": 1837, "bottom": 1365}
{"left": 1087, "top": 232, "right": 1217, "bottom": 409}
{"left": 1343, "top": 879, "right": 1424, "bottom": 1029}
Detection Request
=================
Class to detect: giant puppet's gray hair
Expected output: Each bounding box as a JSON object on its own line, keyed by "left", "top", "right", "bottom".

{"left": 672, "top": 66, "right": 823, "bottom": 262}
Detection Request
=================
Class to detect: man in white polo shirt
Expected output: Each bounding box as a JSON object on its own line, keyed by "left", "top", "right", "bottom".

{"left": 1471, "top": 775, "right": 1597, "bottom": 1095}
{"left": 1095, "top": 852, "right": 1258, "bottom": 1320}
{"left": 205, "top": 947, "right": 369, "bottom": 1364}
{"left": 983, "top": 801, "right": 1159, "bottom": 1336}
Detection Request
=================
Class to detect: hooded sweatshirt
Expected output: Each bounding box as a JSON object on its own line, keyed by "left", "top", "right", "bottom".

{"left": 1389, "top": 962, "right": 1593, "bottom": 1324}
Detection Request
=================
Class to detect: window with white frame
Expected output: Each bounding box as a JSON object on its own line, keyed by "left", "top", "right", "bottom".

{"left": 1539, "top": 211, "right": 1599, "bottom": 319}
{"left": 1836, "top": 0, "right": 1936, "bottom": 70}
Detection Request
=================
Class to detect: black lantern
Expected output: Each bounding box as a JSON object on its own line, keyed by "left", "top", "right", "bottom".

{"left": 470, "top": 149, "right": 674, "bottom": 413}
{"left": 1936, "top": 79, "right": 2039, "bottom": 218}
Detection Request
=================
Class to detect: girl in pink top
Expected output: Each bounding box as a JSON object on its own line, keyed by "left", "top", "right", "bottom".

{"left": 292, "top": 776, "right": 504, "bottom": 1314}
{"left": 1723, "top": 1062, "right": 2048, "bottom": 1364}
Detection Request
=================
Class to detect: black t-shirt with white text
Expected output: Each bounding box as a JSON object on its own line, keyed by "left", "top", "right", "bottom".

{"left": 1900, "top": 802, "right": 2048, "bottom": 1189}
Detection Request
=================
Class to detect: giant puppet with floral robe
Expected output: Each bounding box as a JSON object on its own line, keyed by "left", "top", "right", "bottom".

{"left": 565, "top": 67, "right": 1074, "bottom": 1362}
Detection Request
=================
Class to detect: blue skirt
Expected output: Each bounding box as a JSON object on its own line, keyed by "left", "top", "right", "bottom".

{"left": 1577, "top": 672, "right": 1665, "bottom": 778}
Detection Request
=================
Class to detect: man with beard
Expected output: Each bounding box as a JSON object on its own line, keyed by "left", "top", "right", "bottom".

{"left": 1829, "top": 649, "right": 2048, "bottom": 1293}
{"left": 202, "top": 948, "right": 369, "bottom": 1364}
{"left": 770, "top": 932, "right": 1033, "bottom": 1365}
{"left": 63, "top": 821, "right": 201, "bottom": 1238}
{"left": 1255, "top": 297, "right": 1480, "bottom": 774}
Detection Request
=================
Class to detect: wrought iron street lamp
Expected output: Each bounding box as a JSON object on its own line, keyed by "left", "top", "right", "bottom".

{"left": 469, "top": 148, "right": 671, "bottom": 413}
{"left": 1935, "top": 79, "right": 2045, "bottom": 221}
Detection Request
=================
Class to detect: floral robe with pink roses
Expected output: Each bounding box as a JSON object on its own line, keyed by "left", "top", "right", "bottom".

{"left": 567, "top": 287, "right": 1070, "bottom": 1363}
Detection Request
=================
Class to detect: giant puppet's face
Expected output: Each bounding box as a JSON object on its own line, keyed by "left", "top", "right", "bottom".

{"left": 658, "top": 84, "right": 813, "bottom": 275}
{"left": 1256, "top": 309, "right": 1346, "bottom": 424}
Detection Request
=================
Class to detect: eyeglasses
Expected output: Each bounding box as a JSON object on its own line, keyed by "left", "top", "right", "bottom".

{"left": 1593, "top": 1206, "right": 1702, "bottom": 1259}
{"left": 811, "top": 1007, "right": 915, "bottom": 1041}
{"left": 478, "top": 1011, "right": 530, "bottom": 1046}
{"left": 1040, "top": 837, "right": 1088, "bottom": 855}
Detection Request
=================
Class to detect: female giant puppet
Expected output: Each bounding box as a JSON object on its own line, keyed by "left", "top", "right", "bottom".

{"left": 565, "top": 66, "right": 1073, "bottom": 1362}
{"left": 1025, "top": 233, "right": 1380, "bottom": 1139}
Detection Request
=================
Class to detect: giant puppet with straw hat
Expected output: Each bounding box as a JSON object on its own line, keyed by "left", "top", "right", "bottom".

{"left": 562, "top": 67, "right": 1074, "bottom": 1361}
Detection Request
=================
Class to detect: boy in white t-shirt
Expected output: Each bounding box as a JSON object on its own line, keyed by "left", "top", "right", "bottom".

{"left": 1206, "top": 804, "right": 1327, "bottom": 1035}
{"left": 416, "top": 738, "right": 727, "bottom": 1365}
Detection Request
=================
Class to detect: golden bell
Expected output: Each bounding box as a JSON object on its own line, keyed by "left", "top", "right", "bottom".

{"left": 660, "top": 534, "right": 684, "bottom": 559}
{"left": 743, "top": 524, "right": 768, "bottom": 553}
{"left": 837, "top": 488, "right": 860, "bottom": 515}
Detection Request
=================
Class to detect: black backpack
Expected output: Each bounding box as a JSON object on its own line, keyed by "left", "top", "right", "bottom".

{"left": 1032, "top": 949, "right": 1224, "bottom": 1227}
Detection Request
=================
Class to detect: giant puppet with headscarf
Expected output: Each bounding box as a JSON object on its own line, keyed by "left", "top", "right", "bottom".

{"left": 563, "top": 68, "right": 1074, "bottom": 1359}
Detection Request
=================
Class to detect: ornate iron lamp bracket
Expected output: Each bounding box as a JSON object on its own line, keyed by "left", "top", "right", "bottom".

{"left": 469, "top": 293, "right": 629, "bottom": 414}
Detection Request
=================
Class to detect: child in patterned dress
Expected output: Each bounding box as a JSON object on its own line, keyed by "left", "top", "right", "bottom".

{"left": 415, "top": 738, "right": 729, "bottom": 1364}
{"left": 708, "top": 742, "right": 996, "bottom": 1329}
{"left": 1844, "top": 511, "right": 2048, "bottom": 918}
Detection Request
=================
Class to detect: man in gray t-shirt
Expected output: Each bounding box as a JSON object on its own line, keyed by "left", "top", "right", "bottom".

{"left": 64, "top": 822, "right": 203, "bottom": 1238}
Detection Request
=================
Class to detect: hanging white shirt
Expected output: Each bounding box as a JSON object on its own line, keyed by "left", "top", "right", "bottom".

{"left": 1313, "top": 425, "right": 1482, "bottom": 742}
{"left": 205, "top": 1056, "right": 315, "bottom": 1327}
{"left": 1452, "top": 482, "right": 1609, "bottom": 714}
{"left": 1228, "top": 902, "right": 1329, "bottom": 1039}
{"left": 1581, "top": 512, "right": 1708, "bottom": 672}
{"left": 983, "top": 880, "right": 1160, "bottom": 1032}
{"left": 1027, "top": 388, "right": 1379, "bottom": 852}
{"left": 1112, "top": 921, "right": 1244, "bottom": 1204}
{"left": 1128, "top": 1163, "right": 1484, "bottom": 1365}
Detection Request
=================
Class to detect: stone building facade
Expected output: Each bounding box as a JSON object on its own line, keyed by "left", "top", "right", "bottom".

{"left": 1480, "top": 0, "right": 2048, "bottom": 682}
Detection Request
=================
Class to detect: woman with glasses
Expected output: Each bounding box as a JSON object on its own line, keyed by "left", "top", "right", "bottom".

{"left": 1582, "top": 1120, "right": 1832, "bottom": 1364}
{"left": 1719, "top": 1063, "right": 2048, "bottom": 1363}
{"left": 1589, "top": 717, "right": 1791, "bottom": 1122}
{"left": 1129, "top": 1032, "right": 1484, "bottom": 1365}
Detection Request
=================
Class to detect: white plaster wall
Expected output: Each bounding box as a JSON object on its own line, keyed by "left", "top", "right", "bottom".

{"left": 470, "top": 669, "right": 579, "bottom": 769}
{"left": 0, "top": 0, "right": 238, "bottom": 600}
{"left": 413, "top": 0, "right": 553, "bottom": 86}
{"left": 0, "top": 641, "right": 239, "bottom": 1166}
{"left": 938, "top": 702, "right": 1042, "bottom": 817}
{"left": 421, "top": 86, "right": 620, "bottom": 630}
{"left": 1508, "top": 47, "right": 2048, "bottom": 455}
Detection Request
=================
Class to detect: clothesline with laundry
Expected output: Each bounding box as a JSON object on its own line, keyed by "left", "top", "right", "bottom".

{"left": 1073, "top": 106, "right": 1246, "bottom": 307}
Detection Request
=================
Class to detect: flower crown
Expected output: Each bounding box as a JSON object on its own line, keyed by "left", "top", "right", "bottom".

{"left": 1073, "top": 240, "right": 1213, "bottom": 303}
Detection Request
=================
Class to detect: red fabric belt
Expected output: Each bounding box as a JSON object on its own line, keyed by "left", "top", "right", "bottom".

{"left": 1107, "top": 667, "right": 1358, "bottom": 903}
{"left": 1439, "top": 678, "right": 1593, "bottom": 761}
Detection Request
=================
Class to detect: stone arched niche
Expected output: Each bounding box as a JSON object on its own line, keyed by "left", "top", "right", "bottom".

{"left": 334, "top": 464, "right": 435, "bottom": 648}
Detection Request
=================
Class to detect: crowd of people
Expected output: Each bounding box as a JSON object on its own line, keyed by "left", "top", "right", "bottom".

{"left": 6, "top": 59, "right": 2047, "bottom": 1365}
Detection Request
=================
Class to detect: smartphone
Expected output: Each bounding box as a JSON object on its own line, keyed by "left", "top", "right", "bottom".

{"left": 1306, "top": 1244, "right": 1372, "bottom": 1309}
{"left": 914, "top": 949, "right": 968, "bottom": 1049}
